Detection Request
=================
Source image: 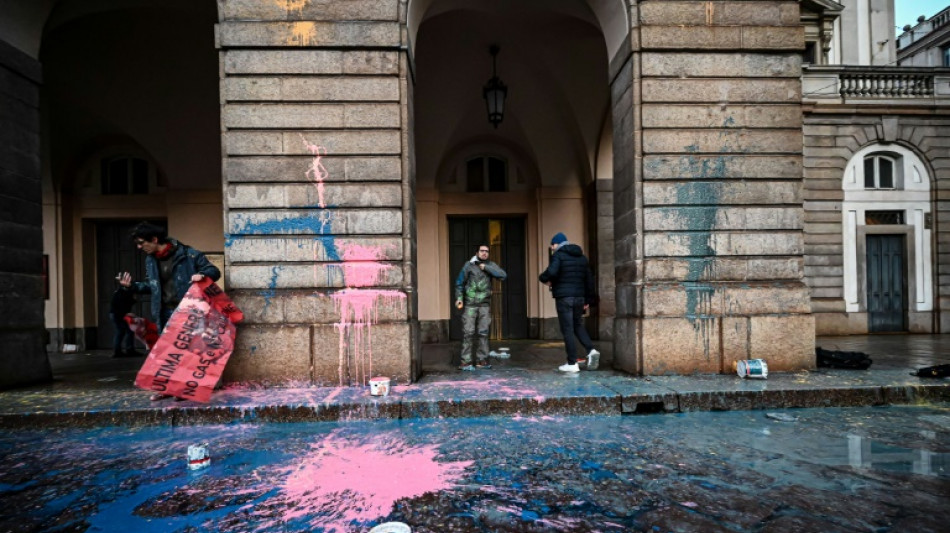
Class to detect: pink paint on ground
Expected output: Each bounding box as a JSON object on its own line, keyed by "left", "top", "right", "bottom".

{"left": 301, "top": 136, "right": 328, "bottom": 208}
{"left": 430, "top": 378, "right": 540, "bottom": 398}
{"left": 265, "top": 432, "right": 472, "bottom": 532}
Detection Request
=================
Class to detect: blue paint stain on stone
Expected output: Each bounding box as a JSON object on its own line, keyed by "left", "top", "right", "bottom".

{"left": 676, "top": 153, "right": 723, "bottom": 352}
{"left": 231, "top": 212, "right": 334, "bottom": 235}
{"left": 520, "top": 510, "right": 540, "bottom": 521}
{"left": 261, "top": 265, "right": 283, "bottom": 313}
{"left": 318, "top": 235, "right": 340, "bottom": 262}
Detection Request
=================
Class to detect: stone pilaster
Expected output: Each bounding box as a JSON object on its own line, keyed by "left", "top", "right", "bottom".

{"left": 614, "top": 1, "right": 814, "bottom": 374}
{"left": 0, "top": 38, "right": 51, "bottom": 388}
{"left": 217, "top": 0, "right": 414, "bottom": 386}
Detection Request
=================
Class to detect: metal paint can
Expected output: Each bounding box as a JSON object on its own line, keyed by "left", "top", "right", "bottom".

{"left": 187, "top": 443, "right": 211, "bottom": 470}
{"left": 369, "top": 376, "right": 391, "bottom": 396}
{"left": 369, "top": 522, "right": 411, "bottom": 533}
{"left": 735, "top": 359, "right": 768, "bottom": 379}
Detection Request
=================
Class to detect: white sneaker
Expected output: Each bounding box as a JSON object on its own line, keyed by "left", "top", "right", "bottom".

{"left": 558, "top": 363, "right": 580, "bottom": 372}
{"left": 587, "top": 349, "right": 600, "bottom": 370}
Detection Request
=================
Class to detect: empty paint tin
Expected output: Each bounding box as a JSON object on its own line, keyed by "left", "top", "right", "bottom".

{"left": 187, "top": 443, "right": 211, "bottom": 470}
{"left": 369, "top": 376, "right": 391, "bottom": 396}
{"left": 735, "top": 359, "right": 768, "bottom": 379}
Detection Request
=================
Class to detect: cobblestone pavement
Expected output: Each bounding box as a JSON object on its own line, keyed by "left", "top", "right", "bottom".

{"left": 1, "top": 404, "right": 948, "bottom": 532}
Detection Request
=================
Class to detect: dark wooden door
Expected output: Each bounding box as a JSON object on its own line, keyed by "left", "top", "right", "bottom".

{"left": 95, "top": 221, "right": 152, "bottom": 348}
{"left": 449, "top": 217, "right": 527, "bottom": 340}
{"left": 866, "top": 234, "right": 906, "bottom": 332}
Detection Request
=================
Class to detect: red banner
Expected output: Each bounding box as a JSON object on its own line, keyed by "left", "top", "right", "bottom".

{"left": 134, "top": 278, "right": 244, "bottom": 402}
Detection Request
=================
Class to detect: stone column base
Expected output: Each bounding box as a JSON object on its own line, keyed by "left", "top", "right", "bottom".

{"left": 614, "top": 314, "right": 815, "bottom": 375}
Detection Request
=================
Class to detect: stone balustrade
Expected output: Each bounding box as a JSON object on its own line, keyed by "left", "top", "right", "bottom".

{"left": 803, "top": 66, "right": 950, "bottom": 104}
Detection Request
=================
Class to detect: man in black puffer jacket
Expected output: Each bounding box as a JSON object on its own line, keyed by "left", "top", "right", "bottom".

{"left": 539, "top": 232, "right": 599, "bottom": 372}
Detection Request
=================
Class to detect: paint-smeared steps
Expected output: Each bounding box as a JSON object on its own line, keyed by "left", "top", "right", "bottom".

{"left": 1, "top": 368, "right": 948, "bottom": 428}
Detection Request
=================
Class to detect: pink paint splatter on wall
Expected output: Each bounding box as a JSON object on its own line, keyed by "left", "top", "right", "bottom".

{"left": 338, "top": 243, "right": 391, "bottom": 288}
{"left": 332, "top": 289, "right": 405, "bottom": 386}
{"left": 330, "top": 242, "right": 405, "bottom": 386}
{"left": 295, "top": 140, "right": 405, "bottom": 386}
{"left": 263, "top": 432, "right": 472, "bottom": 532}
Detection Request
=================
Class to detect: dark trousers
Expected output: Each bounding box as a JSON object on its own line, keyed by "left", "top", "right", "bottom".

{"left": 555, "top": 296, "right": 593, "bottom": 364}
{"left": 158, "top": 307, "right": 175, "bottom": 333}
{"left": 110, "top": 313, "right": 134, "bottom": 353}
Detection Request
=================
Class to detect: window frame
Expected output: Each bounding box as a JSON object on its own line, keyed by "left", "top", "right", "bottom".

{"left": 863, "top": 154, "right": 899, "bottom": 190}
{"left": 100, "top": 155, "right": 150, "bottom": 196}
{"left": 464, "top": 155, "right": 509, "bottom": 193}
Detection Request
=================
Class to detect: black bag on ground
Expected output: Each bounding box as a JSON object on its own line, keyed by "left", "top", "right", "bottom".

{"left": 816, "top": 347, "right": 872, "bottom": 369}
{"left": 911, "top": 364, "right": 950, "bottom": 378}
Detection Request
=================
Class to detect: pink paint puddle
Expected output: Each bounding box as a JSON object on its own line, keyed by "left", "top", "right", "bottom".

{"left": 263, "top": 432, "right": 472, "bottom": 532}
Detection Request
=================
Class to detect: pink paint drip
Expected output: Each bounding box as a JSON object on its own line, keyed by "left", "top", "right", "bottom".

{"left": 301, "top": 135, "right": 328, "bottom": 208}
{"left": 332, "top": 290, "right": 405, "bottom": 385}
{"left": 330, "top": 242, "right": 404, "bottom": 385}
{"left": 294, "top": 141, "right": 404, "bottom": 387}
{"left": 265, "top": 432, "right": 472, "bottom": 532}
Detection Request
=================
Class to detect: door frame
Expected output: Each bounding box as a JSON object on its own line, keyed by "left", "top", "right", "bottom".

{"left": 92, "top": 218, "right": 164, "bottom": 348}
{"left": 856, "top": 225, "right": 915, "bottom": 331}
{"left": 447, "top": 215, "right": 528, "bottom": 340}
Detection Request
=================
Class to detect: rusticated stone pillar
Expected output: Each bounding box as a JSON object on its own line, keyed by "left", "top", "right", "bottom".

{"left": 0, "top": 39, "right": 51, "bottom": 388}
{"left": 216, "top": 0, "right": 417, "bottom": 386}
{"left": 614, "top": 0, "right": 814, "bottom": 375}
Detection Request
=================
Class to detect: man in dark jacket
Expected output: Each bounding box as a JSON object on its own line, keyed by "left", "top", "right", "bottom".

{"left": 539, "top": 232, "right": 599, "bottom": 372}
{"left": 455, "top": 244, "right": 507, "bottom": 371}
{"left": 117, "top": 222, "right": 221, "bottom": 333}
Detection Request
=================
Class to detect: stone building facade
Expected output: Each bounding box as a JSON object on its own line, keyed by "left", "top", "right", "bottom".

{"left": 1, "top": 0, "right": 866, "bottom": 388}
{"left": 802, "top": 1, "right": 950, "bottom": 335}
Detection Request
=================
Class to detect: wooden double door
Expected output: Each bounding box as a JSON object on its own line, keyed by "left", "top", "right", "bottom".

{"left": 448, "top": 217, "right": 527, "bottom": 340}
{"left": 95, "top": 220, "right": 155, "bottom": 348}
{"left": 866, "top": 234, "right": 906, "bottom": 332}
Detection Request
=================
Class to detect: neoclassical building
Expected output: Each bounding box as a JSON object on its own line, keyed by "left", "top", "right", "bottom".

{"left": 0, "top": 0, "right": 946, "bottom": 388}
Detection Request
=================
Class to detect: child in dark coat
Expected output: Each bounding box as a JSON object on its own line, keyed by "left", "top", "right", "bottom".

{"left": 110, "top": 276, "right": 140, "bottom": 357}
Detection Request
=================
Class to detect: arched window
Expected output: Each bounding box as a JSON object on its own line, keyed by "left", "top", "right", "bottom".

{"left": 863, "top": 154, "right": 898, "bottom": 189}
{"left": 101, "top": 155, "right": 150, "bottom": 195}
{"left": 465, "top": 156, "right": 508, "bottom": 192}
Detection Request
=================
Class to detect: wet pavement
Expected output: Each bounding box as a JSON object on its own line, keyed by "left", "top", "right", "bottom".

{"left": 0, "top": 336, "right": 948, "bottom": 427}
{"left": 0, "top": 404, "right": 947, "bottom": 532}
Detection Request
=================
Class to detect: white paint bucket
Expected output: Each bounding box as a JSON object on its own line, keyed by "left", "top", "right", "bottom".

{"left": 735, "top": 359, "right": 768, "bottom": 379}
{"left": 369, "top": 376, "right": 391, "bottom": 396}
{"left": 187, "top": 443, "right": 211, "bottom": 470}
{"left": 369, "top": 522, "right": 411, "bottom": 533}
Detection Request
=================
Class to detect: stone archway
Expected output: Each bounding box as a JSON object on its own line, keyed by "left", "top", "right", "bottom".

{"left": 410, "top": 0, "right": 624, "bottom": 346}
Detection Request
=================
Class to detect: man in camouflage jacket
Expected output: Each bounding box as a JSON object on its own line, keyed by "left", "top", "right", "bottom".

{"left": 454, "top": 244, "right": 507, "bottom": 370}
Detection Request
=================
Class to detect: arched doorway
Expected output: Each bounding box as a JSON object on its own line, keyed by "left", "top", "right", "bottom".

{"left": 411, "top": 0, "right": 622, "bottom": 345}
{"left": 841, "top": 144, "right": 934, "bottom": 332}
{"left": 39, "top": 0, "right": 223, "bottom": 350}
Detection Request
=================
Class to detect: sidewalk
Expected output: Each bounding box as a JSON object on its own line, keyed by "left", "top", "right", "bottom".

{"left": 1, "top": 335, "right": 948, "bottom": 428}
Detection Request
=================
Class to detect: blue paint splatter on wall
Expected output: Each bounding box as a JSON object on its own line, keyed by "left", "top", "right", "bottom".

{"left": 318, "top": 235, "right": 340, "bottom": 262}
{"left": 231, "top": 212, "right": 335, "bottom": 236}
